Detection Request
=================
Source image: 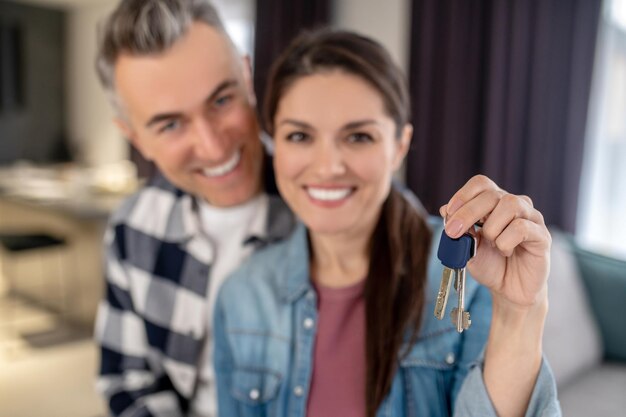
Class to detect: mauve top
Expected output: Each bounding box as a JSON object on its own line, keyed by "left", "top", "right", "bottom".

{"left": 307, "top": 279, "right": 367, "bottom": 417}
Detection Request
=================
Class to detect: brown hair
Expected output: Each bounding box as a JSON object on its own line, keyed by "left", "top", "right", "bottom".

{"left": 264, "top": 29, "right": 432, "bottom": 416}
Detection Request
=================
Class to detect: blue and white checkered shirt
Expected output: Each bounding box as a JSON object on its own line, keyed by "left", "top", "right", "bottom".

{"left": 95, "top": 173, "right": 294, "bottom": 416}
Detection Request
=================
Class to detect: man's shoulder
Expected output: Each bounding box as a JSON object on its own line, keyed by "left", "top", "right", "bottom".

{"left": 108, "top": 174, "right": 191, "bottom": 237}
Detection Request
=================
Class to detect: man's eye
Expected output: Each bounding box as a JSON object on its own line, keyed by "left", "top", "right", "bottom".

{"left": 286, "top": 132, "right": 310, "bottom": 142}
{"left": 346, "top": 132, "right": 374, "bottom": 143}
{"left": 159, "top": 120, "right": 181, "bottom": 133}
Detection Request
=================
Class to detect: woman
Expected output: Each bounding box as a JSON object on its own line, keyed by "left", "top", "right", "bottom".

{"left": 213, "top": 29, "right": 559, "bottom": 417}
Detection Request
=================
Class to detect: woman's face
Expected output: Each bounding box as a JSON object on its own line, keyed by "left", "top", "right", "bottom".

{"left": 273, "top": 70, "right": 411, "bottom": 239}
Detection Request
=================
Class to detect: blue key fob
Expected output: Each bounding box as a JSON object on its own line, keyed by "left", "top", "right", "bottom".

{"left": 437, "top": 230, "right": 476, "bottom": 269}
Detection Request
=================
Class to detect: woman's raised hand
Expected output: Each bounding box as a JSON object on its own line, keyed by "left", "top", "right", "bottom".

{"left": 440, "top": 175, "right": 551, "bottom": 310}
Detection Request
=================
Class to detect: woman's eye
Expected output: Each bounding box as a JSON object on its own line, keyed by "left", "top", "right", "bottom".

{"left": 214, "top": 94, "right": 233, "bottom": 108}
{"left": 346, "top": 132, "right": 374, "bottom": 143}
{"left": 286, "top": 132, "right": 310, "bottom": 142}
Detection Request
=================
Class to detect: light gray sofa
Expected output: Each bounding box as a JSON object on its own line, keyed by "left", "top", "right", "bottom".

{"left": 543, "top": 230, "right": 626, "bottom": 416}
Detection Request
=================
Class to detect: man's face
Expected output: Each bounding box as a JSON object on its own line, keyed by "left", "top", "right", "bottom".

{"left": 114, "top": 23, "right": 263, "bottom": 207}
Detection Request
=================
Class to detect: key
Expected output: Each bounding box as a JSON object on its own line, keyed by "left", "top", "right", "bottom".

{"left": 451, "top": 267, "right": 471, "bottom": 332}
{"left": 435, "top": 228, "right": 476, "bottom": 332}
{"left": 434, "top": 266, "right": 454, "bottom": 320}
{"left": 435, "top": 230, "right": 472, "bottom": 319}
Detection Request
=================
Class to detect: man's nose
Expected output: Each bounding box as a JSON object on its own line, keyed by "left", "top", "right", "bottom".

{"left": 193, "top": 118, "right": 229, "bottom": 161}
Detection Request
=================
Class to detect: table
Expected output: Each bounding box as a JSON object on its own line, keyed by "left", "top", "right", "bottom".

{"left": 0, "top": 164, "right": 135, "bottom": 325}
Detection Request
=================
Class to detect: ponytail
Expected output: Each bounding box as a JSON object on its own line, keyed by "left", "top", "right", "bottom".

{"left": 364, "top": 187, "right": 432, "bottom": 417}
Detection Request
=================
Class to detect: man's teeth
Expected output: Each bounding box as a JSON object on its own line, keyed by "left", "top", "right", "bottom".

{"left": 202, "top": 150, "right": 241, "bottom": 177}
{"left": 307, "top": 187, "right": 352, "bottom": 201}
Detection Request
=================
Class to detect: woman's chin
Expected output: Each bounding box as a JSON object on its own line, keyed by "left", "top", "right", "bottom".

{"left": 302, "top": 218, "right": 354, "bottom": 237}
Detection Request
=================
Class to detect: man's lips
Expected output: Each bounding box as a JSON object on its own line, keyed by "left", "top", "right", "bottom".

{"left": 201, "top": 149, "right": 241, "bottom": 178}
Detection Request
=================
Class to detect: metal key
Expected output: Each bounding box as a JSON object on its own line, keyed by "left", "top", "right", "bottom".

{"left": 435, "top": 228, "right": 476, "bottom": 332}
{"left": 451, "top": 268, "right": 471, "bottom": 332}
{"left": 434, "top": 265, "right": 454, "bottom": 320}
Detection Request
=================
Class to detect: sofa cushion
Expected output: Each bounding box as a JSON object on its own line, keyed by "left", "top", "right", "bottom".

{"left": 572, "top": 243, "right": 626, "bottom": 361}
{"left": 543, "top": 229, "right": 603, "bottom": 387}
{"left": 558, "top": 362, "right": 626, "bottom": 417}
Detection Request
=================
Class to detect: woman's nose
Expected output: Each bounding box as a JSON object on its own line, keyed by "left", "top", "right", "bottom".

{"left": 312, "top": 140, "right": 346, "bottom": 177}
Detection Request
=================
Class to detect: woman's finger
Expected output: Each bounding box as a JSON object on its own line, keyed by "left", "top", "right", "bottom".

{"left": 491, "top": 217, "right": 551, "bottom": 257}
{"left": 445, "top": 175, "right": 501, "bottom": 216}
{"left": 444, "top": 188, "right": 505, "bottom": 238}
{"left": 480, "top": 194, "right": 541, "bottom": 243}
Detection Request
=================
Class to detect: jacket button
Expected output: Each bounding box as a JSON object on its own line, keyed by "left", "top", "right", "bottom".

{"left": 294, "top": 386, "right": 304, "bottom": 397}
{"left": 303, "top": 318, "right": 314, "bottom": 329}
{"left": 249, "top": 389, "right": 260, "bottom": 400}
{"left": 445, "top": 352, "right": 455, "bottom": 365}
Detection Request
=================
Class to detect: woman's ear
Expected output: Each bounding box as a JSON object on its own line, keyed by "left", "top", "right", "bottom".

{"left": 393, "top": 123, "right": 413, "bottom": 170}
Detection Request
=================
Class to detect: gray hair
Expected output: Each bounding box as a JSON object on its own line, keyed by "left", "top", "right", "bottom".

{"left": 96, "top": 0, "right": 229, "bottom": 115}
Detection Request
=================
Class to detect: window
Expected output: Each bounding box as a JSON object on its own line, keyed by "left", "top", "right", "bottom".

{"left": 213, "top": 0, "right": 256, "bottom": 58}
{"left": 577, "top": 0, "right": 626, "bottom": 259}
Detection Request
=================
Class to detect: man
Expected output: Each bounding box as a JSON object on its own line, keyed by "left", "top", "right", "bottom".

{"left": 93, "top": 1, "right": 293, "bottom": 415}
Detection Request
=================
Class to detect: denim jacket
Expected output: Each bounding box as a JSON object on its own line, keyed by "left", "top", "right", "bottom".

{"left": 213, "top": 220, "right": 561, "bottom": 417}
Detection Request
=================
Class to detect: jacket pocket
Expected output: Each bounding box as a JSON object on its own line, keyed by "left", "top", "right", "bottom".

{"left": 399, "top": 331, "right": 458, "bottom": 370}
{"left": 230, "top": 367, "right": 282, "bottom": 406}
{"left": 396, "top": 329, "right": 459, "bottom": 417}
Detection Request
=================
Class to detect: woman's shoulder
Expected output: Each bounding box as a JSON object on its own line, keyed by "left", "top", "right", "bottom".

{"left": 217, "top": 222, "right": 309, "bottom": 307}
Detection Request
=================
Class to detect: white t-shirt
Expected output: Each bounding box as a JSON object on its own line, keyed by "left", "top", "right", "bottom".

{"left": 190, "top": 193, "right": 269, "bottom": 417}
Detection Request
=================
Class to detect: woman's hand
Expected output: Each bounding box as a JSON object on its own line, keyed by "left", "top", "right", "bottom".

{"left": 439, "top": 175, "right": 551, "bottom": 310}
{"left": 442, "top": 175, "right": 553, "bottom": 417}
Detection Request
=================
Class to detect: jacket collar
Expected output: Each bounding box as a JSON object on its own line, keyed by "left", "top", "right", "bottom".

{"left": 151, "top": 173, "right": 295, "bottom": 246}
{"left": 274, "top": 222, "right": 313, "bottom": 303}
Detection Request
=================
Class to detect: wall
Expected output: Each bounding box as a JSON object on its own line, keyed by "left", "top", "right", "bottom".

{"left": 65, "top": 0, "right": 123, "bottom": 166}
{"left": 0, "top": 1, "right": 65, "bottom": 164}
{"left": 213, "top": 0, "right": 256, "bottom": 55}
{"left": 332, "top": 0, "right": 412, "bottom": 71}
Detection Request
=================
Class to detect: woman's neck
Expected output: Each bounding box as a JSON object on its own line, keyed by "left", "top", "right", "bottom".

{"left": 309, "top": 227, "right": 373, "bottom": 289}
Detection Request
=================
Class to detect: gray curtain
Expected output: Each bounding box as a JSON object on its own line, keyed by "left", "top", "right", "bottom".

{"left": 406, "top": 0, "right": 602, "bottom": 232}
{"left": 253, "top": 0, "right": 331, "bottom": 126}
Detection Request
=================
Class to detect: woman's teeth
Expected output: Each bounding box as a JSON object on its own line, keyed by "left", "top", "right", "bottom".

{"left": 202, "top": 150, "right": 241, "bottom": 177}
{"left": 306, "top": 187, "right": 353, "bottom": 201}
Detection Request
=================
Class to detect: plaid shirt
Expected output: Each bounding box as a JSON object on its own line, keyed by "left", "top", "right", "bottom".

{"left": 95, "top": 173, "right": 295, "bottom": 416}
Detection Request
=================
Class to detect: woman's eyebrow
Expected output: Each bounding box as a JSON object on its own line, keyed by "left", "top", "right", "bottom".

{"left": 340, "top": 120, "right": 379, "bottom": 130}
{"left": 278, "top": 119, "right": 313, "bottom": 129}
{"left": 278, "top": 119, "right": 380, "bottom": 130}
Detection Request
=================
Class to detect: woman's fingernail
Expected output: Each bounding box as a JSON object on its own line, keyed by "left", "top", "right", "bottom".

{"left": 445, "top": 219, "right": 463, "bottom": 237}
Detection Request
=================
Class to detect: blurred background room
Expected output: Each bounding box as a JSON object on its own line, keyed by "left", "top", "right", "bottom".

{"left": 0, "top": 0, "right": 624, "bottom": 416}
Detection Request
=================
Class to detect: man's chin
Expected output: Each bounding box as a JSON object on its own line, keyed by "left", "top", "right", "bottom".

{"left": 198, "top": 183, "right": 262, "bottom": 208}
